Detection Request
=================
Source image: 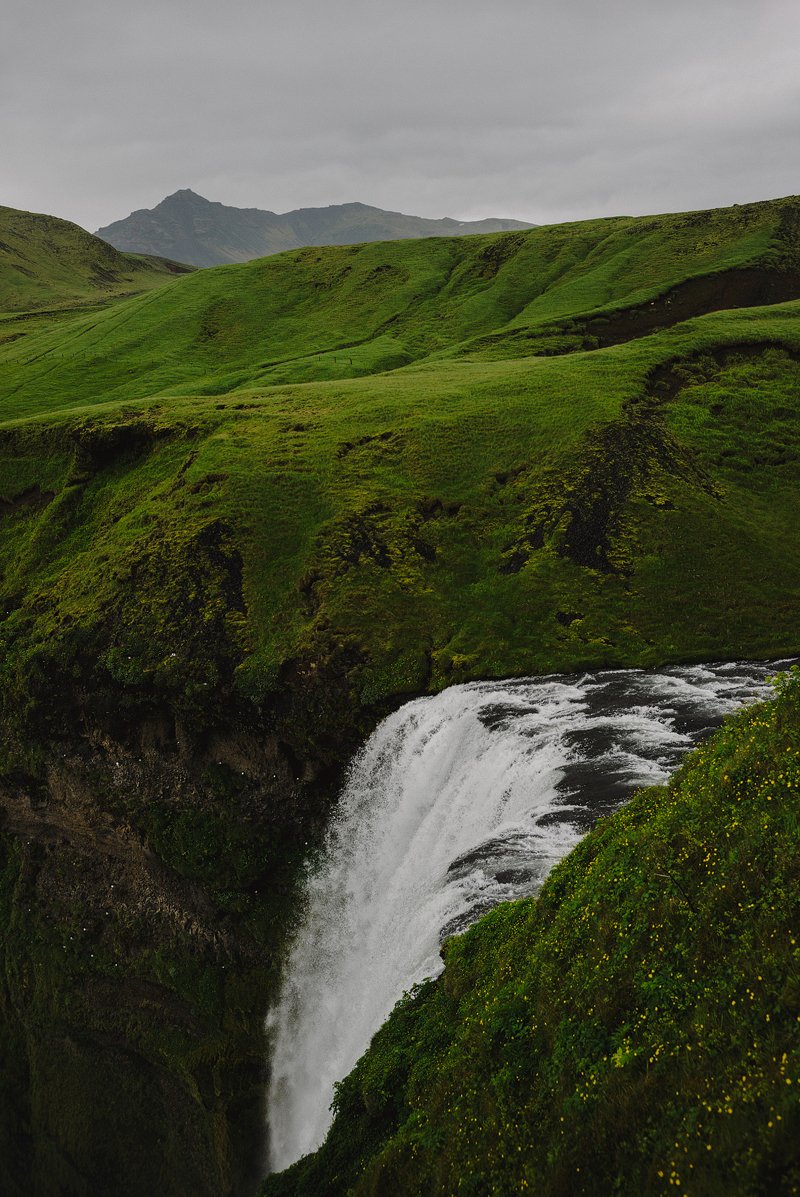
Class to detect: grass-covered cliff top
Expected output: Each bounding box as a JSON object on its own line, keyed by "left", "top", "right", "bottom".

{"left": 0, "top": 195, "right": 799, "bottom": 744}
{"left": 264, "top": 667, "right": 800, "bottom": 1197}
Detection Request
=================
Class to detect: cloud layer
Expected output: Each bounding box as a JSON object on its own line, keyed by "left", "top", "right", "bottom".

{"left": 4, "top": 0, "right": 799, "bottom": 231}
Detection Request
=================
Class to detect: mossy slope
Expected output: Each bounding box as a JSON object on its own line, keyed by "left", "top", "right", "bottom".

{"left": 2, "top": 194, "right": 799, "bottom": 418}
{"left": 266, "top": 670, "right": 800, "bottom": 1197}
{"left": 0, "top": 203, "right": 192, "bottom": 314}
{"left": 1, "top": 331, "right": 798, "bottom": 723}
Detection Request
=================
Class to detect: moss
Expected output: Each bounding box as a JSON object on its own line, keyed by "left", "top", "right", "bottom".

{"left": 0, "top": 822, "right": 281, "bottom": 1197}
{"left": 144, "top": 801, "right": 269, "bottom": 889}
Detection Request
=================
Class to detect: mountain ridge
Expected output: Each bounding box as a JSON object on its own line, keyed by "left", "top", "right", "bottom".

{"left": 95, "top": 188, "right": 534, "bottom": 267}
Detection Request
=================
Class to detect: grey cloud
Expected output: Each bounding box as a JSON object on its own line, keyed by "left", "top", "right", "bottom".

{"left": 2, "top": 0, "right": 799, "bottom": 231}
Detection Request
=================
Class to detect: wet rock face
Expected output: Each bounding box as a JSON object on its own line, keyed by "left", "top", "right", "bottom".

{"left": 0, "top": 418, "right": 386, "bottom": 1193}
{"left": 0, "top": 676, "right": 371, "bottom": 1197}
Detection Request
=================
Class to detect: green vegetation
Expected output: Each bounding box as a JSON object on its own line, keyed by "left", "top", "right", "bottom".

{"left": 265, "top": 669, "right": 800, "bottom": 1197}
{"left": 0, "top": 203, "right": 192, "bottom": 314}
{"left": 3, "top": 328, "right": 800, "bottom": 725}
{"left": 1, "top": 194, "right": 799, "bottom": 714}
{"left": 3, "top": 193, "right": 798, "bottom": 417}
{"left": 0, "top": 192, "right": 798, "bottom": 1195}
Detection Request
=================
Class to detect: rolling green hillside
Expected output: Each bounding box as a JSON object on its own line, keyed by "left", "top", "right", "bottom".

{"left": 0, "top": 204, "right": 193, "bottom": 315}
{"left": 1, "top": 194, "right": 799, "bottom": 699}
{"left": 2, "top": 320, "right": 800, "bottom": 711}
{"left": 2, "top": 194, "right": 798, "bottom": 418}
{"left": 0, "top": 193, "right": 799, "bottom": 1196}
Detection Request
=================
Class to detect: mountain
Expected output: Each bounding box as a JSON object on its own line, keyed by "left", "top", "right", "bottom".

{"left": 95, "top": 188, "right": 534, "bottom": 266}
{"left": 0, "top": 204, "right": 193, "bottom": 312}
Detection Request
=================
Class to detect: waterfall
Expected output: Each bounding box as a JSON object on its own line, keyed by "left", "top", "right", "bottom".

{"left": 266, "top": 659, "right": 788, "bottom": 1172}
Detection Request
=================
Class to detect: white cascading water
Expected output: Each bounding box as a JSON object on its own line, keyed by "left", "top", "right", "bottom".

{"left": 266, "top": 659, "right": 791, "bottom": 1171}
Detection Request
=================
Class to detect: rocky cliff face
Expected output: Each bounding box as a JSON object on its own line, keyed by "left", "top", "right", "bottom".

{"left": 0, "top": 618, "right": 380, "bottom": 1196}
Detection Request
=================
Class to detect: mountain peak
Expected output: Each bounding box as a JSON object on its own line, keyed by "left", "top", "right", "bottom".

{"left": 96, "top": 194, "right": 534, "bottom": 267}
{"left": 161, "top": 188, "right": 209, "bottom": 205}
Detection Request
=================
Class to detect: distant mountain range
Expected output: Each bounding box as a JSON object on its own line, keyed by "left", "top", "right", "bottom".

{"left": 95, "top": 189, "right": 533, "bottom": 267}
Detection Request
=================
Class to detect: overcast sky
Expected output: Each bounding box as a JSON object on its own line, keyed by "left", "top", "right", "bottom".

{"left": 3, "top": 0, "right": 799, "bottom": 232}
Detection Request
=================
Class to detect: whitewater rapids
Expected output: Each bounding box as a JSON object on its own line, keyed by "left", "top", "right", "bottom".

{"left": 266, "top": 659, "right": 789, "bottom": 1171}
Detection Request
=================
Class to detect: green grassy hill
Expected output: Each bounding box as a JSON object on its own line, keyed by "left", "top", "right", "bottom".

{"left": 2, "top": 320, "right": 800, "bottom": 714}
{"left": 264, "top": 668, "right": 800, "bottom": 1197}
{"left": 0, "top": 204, "right": 193, "bottom": 315}
{"left": 0, "top": 193, "right": 799, "bottom": 1196}
{"left": 1, "top": 194, "right": 798, "bottom": 705}
{"left": 3, "top": 194, "right": 798, "bottom": 418}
